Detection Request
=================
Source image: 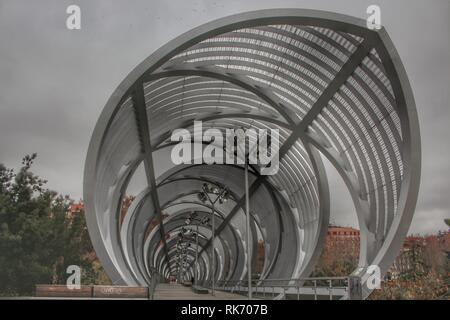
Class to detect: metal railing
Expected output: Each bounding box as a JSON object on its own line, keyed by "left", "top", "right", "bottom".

{"left": 195, "top": 277, "right": 349, "bottom": 300}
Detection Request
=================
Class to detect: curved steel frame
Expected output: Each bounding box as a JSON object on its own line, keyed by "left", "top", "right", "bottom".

{"left": 84, "top": 9, "right": 420, "bottom": 299}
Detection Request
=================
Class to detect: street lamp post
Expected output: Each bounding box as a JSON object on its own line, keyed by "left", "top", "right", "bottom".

{"left": 198, "top": 183, "right": 229, "bottom": 296}
{"left": 211, "top": 199, "right": 215, "bottom": 295}
{"left": 195, "top": 222, "right": 199, "bottom": 285}
{"left": 176, "top": 228, "right": 191, "bottom": 284}
{"left": 186, "top": 212, "right": 209, "bottom": 287}
{"left": 238, "top": 126, "right": 271, "bottom": 299}
{"left": 244, "top": 160, "right": 252, "bottom": 300}
{"left": 235, "top": 127, "right": 255, "bottom": 300}
{"left": 182, "top": 243, "right": 189, "bottom": 282}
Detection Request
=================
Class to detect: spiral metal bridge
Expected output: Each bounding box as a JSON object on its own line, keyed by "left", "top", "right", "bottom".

{"left": 84, "top": 9, "right": 421, "bottom": 299}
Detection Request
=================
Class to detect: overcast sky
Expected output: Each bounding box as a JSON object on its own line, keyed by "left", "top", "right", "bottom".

{"left": 0, "top": 0, "right": 448, "bottom": 235}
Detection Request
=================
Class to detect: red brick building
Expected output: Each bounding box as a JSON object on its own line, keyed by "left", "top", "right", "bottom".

{"left": 324, "top": 225, "right": 360, "bottom": 258}
{"left": 389, "top": 232, "right": 450, "bottom": 279}
{"left": 67, "top": 201, "right": 84, "bottom": 219}
{"left": 312, "top": 225, "right": 361, "bottom": 276}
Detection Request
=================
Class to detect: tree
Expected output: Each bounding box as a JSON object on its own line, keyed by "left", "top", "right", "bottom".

{"left": 0, "top": 154, "right": 108, "bottom": 296}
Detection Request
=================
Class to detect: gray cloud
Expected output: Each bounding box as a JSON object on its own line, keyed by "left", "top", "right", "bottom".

{"left": 0, "top": 0, "right": 448, "bottom": 234}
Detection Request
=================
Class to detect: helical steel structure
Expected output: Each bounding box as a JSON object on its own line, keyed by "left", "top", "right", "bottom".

{"left": 84, "top": 9, "right": 420, "bottom": 299}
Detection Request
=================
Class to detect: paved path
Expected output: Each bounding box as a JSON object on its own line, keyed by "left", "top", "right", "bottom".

{"left": 153, "top": 284, "right": 246, "bottom": 300}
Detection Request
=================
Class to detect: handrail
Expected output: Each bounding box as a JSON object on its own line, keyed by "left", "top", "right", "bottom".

{"left": 195, "top": 276, "right": 349, "bottom": 300}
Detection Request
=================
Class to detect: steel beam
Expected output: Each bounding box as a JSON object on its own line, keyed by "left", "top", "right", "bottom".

{"left": 131, "top": 82, "right": 171, "bottom": 273}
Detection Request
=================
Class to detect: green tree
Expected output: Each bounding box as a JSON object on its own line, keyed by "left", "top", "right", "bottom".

{"left": 0, "top": 154, "right": 107, "bottom": 296}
